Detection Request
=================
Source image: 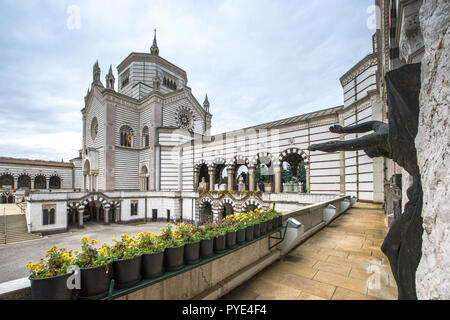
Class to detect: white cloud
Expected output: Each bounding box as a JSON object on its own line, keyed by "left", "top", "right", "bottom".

{"left": 0, "top": 0, "right": 374, "bottom": 160}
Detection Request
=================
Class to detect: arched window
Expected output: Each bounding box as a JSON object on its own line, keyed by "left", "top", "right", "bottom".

{"left": 0, "top": 174, "right": 14, "bottom": 189}
{"left": 18, "top": 175, "right": 31, "bottom": 189}
{"left": 142, "top": 126, "right": 150, "bottom": 147}
{"left": 120, "top": 125, "right": 134, "bottom": 148}
{"left": 49, "top": 176, "right": 61, "bottom": 189}
{"left": 91, "top": 117, "right": 99, "bottom": 141}
{"left": 34, "top": 176, "right": 47, "bottom": 190}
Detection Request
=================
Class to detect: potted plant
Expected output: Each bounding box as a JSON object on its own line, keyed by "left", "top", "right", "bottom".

{"left": 177, "top": 223, "right": 202, "bottom": 265}
{"left": 224, "top": 223, "right": 238, "bottom": 249}
{"left": 213, "top": 226, "right": 227, "bottom": 253}
{"left": 26, "top": 246, "right": 76, "bottom": 300}
{"left": 251, "top": 210, "right": 262, "bottom": 238}
{"left": 136, "top": 232, "right": 165, "bottom": 279}
{"left": 160, "top": 224, "right": 185, "bottom": 271}
{"left": 198, "top": 223, "right": 215, "bottom": 258}
{"left": 107, "top": 234, "right": 142, "bottom": 289}
{"left": 74, "top": 237, "right": 113, "bottom": 299}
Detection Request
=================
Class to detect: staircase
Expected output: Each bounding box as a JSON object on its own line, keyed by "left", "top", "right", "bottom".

{"left": 0, "top": 205, "right": 42, "bottom": 245}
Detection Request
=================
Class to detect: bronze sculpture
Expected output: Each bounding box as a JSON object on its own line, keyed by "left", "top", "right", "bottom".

{"left": 309, "top": 63, "right": 423, "bottom": 300}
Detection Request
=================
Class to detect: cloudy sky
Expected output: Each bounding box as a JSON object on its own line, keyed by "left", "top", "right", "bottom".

{"left": 0, "top": 0, "right": 375, "bottom": 162}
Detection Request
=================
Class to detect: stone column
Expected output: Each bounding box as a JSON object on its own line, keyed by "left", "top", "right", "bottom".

{"left": 13, "top": 176, "right": 18, "bottom": 189}
{"left": 227, "top": 168, "right": 234, "bottom": 191}
{"left": 104, "top": 206, "right": 110, "bottom": 225}
{"left": 193, "top": 170, "right": 199, "bottom": 192}
{"left": 208, "top": 168, "right": 215, "bottom": 192}
{"left": 77, "top": 207, "right": 85, "bottom": 228}
{"left": 274, "top": 165, "right": 282, "bottom": 193}
{"left": 83, "top": 174, "right": 87, "bottom": 192}
{"left": 115, "top": 205, "right": 121, "bottom": 223}
{"left": 248, "top": 167, "right": 256, "bottom": 192}
{"left": 45, "top": 177, "right": 49, "bottom": 190}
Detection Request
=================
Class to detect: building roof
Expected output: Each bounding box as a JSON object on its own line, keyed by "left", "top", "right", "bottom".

{"left": 0, "top": 157, "right": 74, "bottom": 168}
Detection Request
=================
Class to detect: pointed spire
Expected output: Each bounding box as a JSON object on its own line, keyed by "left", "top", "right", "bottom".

{"left": 108, "top": 64, "right": 113, "bottom": 76}
{"left": 92, "top": 60, "right": 103, "bottom": 86}
{"left": 150, "top": 29, "right": 159, "bottom": 56}
{"left": 106, "top": 64, "right": 115, "bottom": 90}
{"left": 203, "top": 94, "right": 210, "bottom": 112}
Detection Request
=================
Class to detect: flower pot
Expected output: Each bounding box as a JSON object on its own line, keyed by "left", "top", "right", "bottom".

{"left": 226, "top": 231, "right": 237, "bottom": 249}
{"left": 245, "top": 225, "right": 254, "bottom": 242}
{"left": 260, "top": 221, "right": 268, "bottom": 234}
{"left": 264, "top": 183, "right": 272, "bottom": 193}
{"left": 253, "top": 223, "right": 261, "bottom": 238}
{"left": 164, "top": 245, "right": 185, "bottom": 271}
{"left": 113, "top": 255, "right": 142, "bottom": 289}
{"left": 184, "top": 241, "right": 201, "bottom": 265}
{"left": 200, "top": 238, "right": 214, "bottom": 258}
{"left": 214, "top": 235, "right": 226, "bottom": 253}
{"left": 30, "top": 273, "right": 74, "bottom": 300}
{"left": 142, "top": 251, "right": 164, "bottom": 279}
{"left": 267, "top": 219, "right": 273, "bottom": 232}
{"left": 78, "top": 262, "right": 113, "bottom": 299}
{"left": 236, "top": 228, "right": 246, "bottom": 244}
{"left": 277, "top": 216, "right": 283, "bottom": 228}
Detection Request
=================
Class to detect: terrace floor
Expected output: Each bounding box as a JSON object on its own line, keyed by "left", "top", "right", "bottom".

{"left": 222, "top": 202, "right": 398, "bottom": 300}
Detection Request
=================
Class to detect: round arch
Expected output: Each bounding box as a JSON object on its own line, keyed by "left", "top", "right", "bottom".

{"left": 0, "top": 174, "right": 14, "bottom": 189}
{"left": 199, "top": 197, "right": 215, "bottom": 223}
{"left": 34, "top": 175, "right": 47, "bottom": 190}
{"left": 217, "top": 198, "right": 236, "bottom": 220}
{"left": 18, "top": 174, "right": 32, "bottom": 189}
{"left": 241, "top": 199, "right": 263, "bottom": 213}
{"left": 49, "top": 175, "right": 61, "bottom": 190}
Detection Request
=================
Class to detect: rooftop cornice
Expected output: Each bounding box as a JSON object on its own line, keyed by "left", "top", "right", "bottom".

{"left": 339, "top": 53, "right": 378, "bottom": 86}
{"left": 117, "top": 52, "right": 187, "bottom": 83}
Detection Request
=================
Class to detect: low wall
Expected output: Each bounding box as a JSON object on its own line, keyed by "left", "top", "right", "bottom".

{"left": 0, "top": 196, "right": 353, "bottom": 300}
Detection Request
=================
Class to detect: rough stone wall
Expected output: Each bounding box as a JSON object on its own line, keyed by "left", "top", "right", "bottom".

{"left": 415, "top": 0, "right": 450, "bottom": 300}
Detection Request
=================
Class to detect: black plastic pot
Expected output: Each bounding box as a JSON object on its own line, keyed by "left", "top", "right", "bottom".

{"left": 184, "top": 241, "right": 201, "bottom": 265}
{"left": 236, "top": 228, "right": 246, "bottom": 244}
{"left": 267, "top": 219, "right": 273, "bottom": 232}
{"left": 164, "top": 245, "right": 185, "bottom": 271}
{"left": 277, "top": 216, "right": 283, "bottom": 228}
{"left": 226, "top": 231, "right": 237, "bottom": 249}
{"left": 142, "top": 251, "right": 164, "bottom": 279}
{"left": 253, "top": 223, "right": 261, "bottom": 238}
{"left": 200, "top": 238, "right": 214, "bottom": 258}
{"left": 113, "top": 255, "right": 142, "bottom": 289}
{"left": 78, "top": 262, "right": 113, "bottom": 299}
{"left": 214, "top": 235, "right": 226, "bottom": 253}
{"left": 260, "top": 221, "right": 268, "bottom": 234}
{"left": 245, "top": 225, "right": 254, "bottom": 242}
{"left": 30, "top": 273, "right": 74, "bottom": 300}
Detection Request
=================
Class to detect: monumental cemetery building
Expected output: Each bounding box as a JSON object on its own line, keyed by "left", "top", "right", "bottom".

{"left": 0, "top": 31, "right": 392, "bottom": 235}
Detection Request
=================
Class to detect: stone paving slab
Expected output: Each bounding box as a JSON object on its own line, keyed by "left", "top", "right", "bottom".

{"left": 222, "top": 203, "right": 398, "bottom": 300}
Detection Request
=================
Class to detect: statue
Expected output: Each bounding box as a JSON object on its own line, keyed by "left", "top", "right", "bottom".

{"left": 309, "top": 63, "right": 423, "bottom": 300}
{"left": 238, "top": 175, "right": 246, "bottom": 192}
{"left": 198, "top": 177, "right": 208, "bottom": 192}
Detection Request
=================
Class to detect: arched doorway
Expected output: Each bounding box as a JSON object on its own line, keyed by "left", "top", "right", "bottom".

{"left": 49, "top": 176, "right": 61, "bottom": 190}
{"left": 222, "top": 203, "right": 234, "bottom": 218}
{"left": 18, "top": 175, "right": 31, "bottom": 190}
{"left": 1, "top": 192, "right": 15, "bottom": 204}
{"left": 278, "top": 148, "right": 308, "bottom": 193}
{"left": 251, "top": 153, "right": 275, "bottom": 192}
{"left": 141, "top": 166, "right": 149, "bottom": 191}
{"left": 198, "top": 164, "right": 209, "bottom": 191}
{"left": 0, "top": 174, "right": 14, "bottom": 189}
{"left": 34, "top": 175, "right": 47, "bottom": 190}
{"left": 199, "top": 198, "right": 213, "bottom": 223}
